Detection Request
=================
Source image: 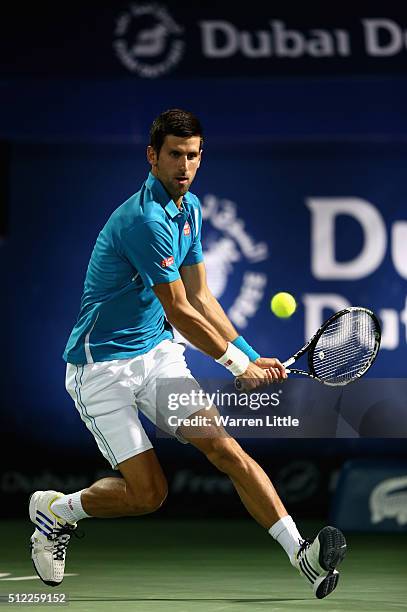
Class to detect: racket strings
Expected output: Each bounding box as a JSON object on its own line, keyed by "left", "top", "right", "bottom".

{"left": 321, "top": 329, "right": 374, "bottom": 366}
{"left": 317, "top": 327, "right": 375, "bottom": 366}
{"left": 317, "top": 352, "right": 371, "bottom": 379}
{"left": 316, "top": 344, "right": 371, "bottom": 373}
{"left": 313, "top": 326, "right": 374, "bottom": 381}
{"left": 312, "top": 311, "right": 378, "bottom": 383}
{"left": 316, "top": 318, "right": 373, "bottom": 345}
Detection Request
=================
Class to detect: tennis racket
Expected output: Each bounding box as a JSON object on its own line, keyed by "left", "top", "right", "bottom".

{"left": 235, "top": 307, "right": 381, "bottom": 389}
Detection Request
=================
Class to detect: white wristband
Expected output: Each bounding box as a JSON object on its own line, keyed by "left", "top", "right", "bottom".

{"left": 215, "top": 342, "right": 250, "bottom": 377}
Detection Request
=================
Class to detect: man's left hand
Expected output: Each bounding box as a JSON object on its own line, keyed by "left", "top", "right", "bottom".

{"left": 254, "top": 357, "right": 287, "bottom": 382}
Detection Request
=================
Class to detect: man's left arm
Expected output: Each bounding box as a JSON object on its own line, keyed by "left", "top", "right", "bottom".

{"left": 180, "top": 262, "right": 286, "bottom": 379}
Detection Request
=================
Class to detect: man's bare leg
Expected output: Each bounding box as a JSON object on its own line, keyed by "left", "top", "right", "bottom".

{"left": 51, "top": 449, "right": 168, "bottom": 520}
{"left": 178, "top": 406, "right": 305, "bottom": 569}
{"left": 179, "top": 408, "right": 287, "bottom": 529}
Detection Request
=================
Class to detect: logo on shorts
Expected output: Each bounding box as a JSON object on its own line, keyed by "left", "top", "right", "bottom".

{"left": 183, "top": 221, "right": 191, "bottom": 236}
{"left": 113, "top": 3, "right": 185, "bottom": 78}
{"left": 161, "top": 256, "right": 175, "bottom": 267}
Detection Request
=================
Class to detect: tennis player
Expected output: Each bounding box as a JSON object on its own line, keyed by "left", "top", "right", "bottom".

{"left": 29, "top": 109, "right": 346, "bottom": 598}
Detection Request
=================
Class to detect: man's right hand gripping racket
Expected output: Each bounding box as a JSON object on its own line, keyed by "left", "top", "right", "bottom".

{"left": 235, "top": 307, "right": 381, "bottom": 390}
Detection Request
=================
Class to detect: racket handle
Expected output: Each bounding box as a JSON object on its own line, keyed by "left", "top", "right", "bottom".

{"left": 235, "top": 378, "right": 243, "bottom": 390}
{"left": 283, "top": 357, "right": 295, "bottom": 367}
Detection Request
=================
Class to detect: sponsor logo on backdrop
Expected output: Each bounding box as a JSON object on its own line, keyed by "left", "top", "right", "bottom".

{"left": 113, "top": 7, "right": 407, "bottom": 77}
{"left": 174, "top": 194, "right": 268, "bottom": 348}
{"left": 305, "top": 197, "right": 407, "bottom": 350}
{"left": 113, "top": 3, "right": 185, "bottom": 77}
{"left": 199, "top": 19, "right": 407, "bottom": 59}
{"left": 0, "top": 470, "right": 112, "bottom": 495}
{"left": 274, "top": 461, "right": 321, "bottom": 503}
{"left": 171, "top": 461, "right": 322, "bottom": 499}
{"left": 369, "top": 476, "right": 407, "bottom": 525}
{"left": 202, "top": 194, "right": 268, "bottom": 328}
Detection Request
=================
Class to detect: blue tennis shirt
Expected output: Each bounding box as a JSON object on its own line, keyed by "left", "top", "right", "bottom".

{"left": 63, "top": 172, "right": 203, "bottom": 364}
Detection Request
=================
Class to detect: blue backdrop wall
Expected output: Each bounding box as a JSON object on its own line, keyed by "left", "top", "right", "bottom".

{"left": 1, "top": 139, "right": 406, "bottom": 446}
{"left": 1, "top": 4, "right": 406, "bottom": 520}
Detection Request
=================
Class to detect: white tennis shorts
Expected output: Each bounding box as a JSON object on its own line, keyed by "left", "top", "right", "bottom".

{"left": 65, "top": 340, "right": 210, "bottom": 469}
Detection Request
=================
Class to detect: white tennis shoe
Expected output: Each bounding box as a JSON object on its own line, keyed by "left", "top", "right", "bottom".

{"left": 29, "top": 490, "right": 78, "bottom": 587}
{"left": 294, "top": 526, "right": 347, "bottom": 599}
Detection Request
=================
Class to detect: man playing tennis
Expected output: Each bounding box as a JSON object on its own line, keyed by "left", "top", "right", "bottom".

{"left": 29, "top": 109, "right": 346, "bottom": 599}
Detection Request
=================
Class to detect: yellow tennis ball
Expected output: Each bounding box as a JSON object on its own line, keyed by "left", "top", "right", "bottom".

{"left": 271, "top": 292, "right": 297, "bottom": 318}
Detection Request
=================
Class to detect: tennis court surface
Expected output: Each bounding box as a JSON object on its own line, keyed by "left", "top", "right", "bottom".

{"left": 0, "top": 519, "right": 405, "bottom": 611}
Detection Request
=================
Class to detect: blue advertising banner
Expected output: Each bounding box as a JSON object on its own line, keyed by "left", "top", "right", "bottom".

{"left": 2, "top": 4, "right": 407, "bottom": 78}
{"left": 185, "top": 142, "right": 407, "bottom": 380}
{"left": 330, "top": 460, "right": 407, "bottom": 531}
{"left": 1, "top": 139, "right": 406, "bottom": 453}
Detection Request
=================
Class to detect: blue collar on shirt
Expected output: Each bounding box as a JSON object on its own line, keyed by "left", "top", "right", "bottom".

{"left": 145, "top": 172, "right": 191, "bottom": 219}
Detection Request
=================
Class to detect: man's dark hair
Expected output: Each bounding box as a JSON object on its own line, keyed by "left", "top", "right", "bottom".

{"left": 150, "top": 109, "right": 203, "bottom": 156}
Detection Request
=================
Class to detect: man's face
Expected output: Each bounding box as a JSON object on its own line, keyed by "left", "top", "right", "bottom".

{"left": 147, "top": 135, "right": 202, "bottom": 204}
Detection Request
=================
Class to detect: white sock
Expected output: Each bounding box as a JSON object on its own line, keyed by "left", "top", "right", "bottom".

{"left": 268, "top": 515, "right": 303, "bottom": 566}
{"left": 51, "top": 490, "right": 90, "bottom": 524}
